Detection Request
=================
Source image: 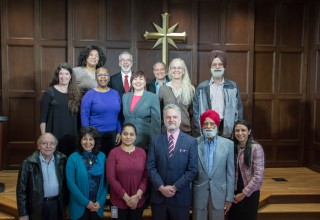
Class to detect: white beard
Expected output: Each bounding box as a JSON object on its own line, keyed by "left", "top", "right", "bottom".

{"left": 202, "top": 127, "right": 218, "bottom": 138}
{"left": 211, "top": 68, "right": 225, "bottom": 77}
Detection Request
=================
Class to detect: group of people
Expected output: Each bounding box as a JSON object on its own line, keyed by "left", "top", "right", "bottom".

{"left": 16, "top": 45, "right": 265, "bottom": 220}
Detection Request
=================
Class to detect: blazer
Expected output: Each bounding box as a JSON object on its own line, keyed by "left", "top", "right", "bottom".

{"left": 193, "top": 136, "right": 234, "bottom": 210}
{"left": 122, "top": 91, "right": 161, "bottom": 150}
{"left": 108, "top": 72, "right": 126, "bottom": 97}
{"left": 108, "top": 72, "right": 126, "bottom": 124}
{"left": 146, "top": 76, "right": 170, "bottom": 94}
{"left": 147, "top": 131, "right": 198, "bottom": 207}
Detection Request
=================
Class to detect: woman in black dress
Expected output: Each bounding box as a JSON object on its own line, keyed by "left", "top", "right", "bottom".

{"left": 40, "top": 63, "right": 81, "bottom": 156}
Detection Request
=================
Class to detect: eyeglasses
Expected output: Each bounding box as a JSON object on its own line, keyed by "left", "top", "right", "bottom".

{"left": 96, "top": 73, "right": 110, "bottom": 77}
{"left": 211, "top": 63, "right": 223, "bottom": 67}
{"left": 120, "top": 59, "right": 132, "bottom": 62}
{"left": 41, "top": 142, "right": 55, "bottom": 146}
{"left": 170, "top": 67, "right": 183, "bottom": 71}
{"left": 203, "top": 122, "right": 217, "bottom": 127}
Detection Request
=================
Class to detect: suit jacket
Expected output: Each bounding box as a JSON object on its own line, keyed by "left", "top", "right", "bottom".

{"left": 122, "top": 91, "right": 161, "bottom": 150}
{"left": 146, "top": 76, "right": 170, "bottom": 94}
{"left": 192, "top": 136, "right": 234, "bottom": 210}
{"left": 109, "top": 72, "right": 126, "bottom": 124}
{"left": 108, "top": 72, "right": 126, "bottom": 97}
{"left": 147, "top": 131, "right": 198, "bottom": 207}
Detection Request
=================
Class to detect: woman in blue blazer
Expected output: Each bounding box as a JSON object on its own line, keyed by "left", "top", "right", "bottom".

{"left": 122, "top": 71, "right": 161, "bottom": 151}
{"left": 66, "top": 126, "right": 107, "bottom": 220}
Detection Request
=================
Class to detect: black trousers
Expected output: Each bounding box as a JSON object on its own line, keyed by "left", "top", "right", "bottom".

{"left": 117, "top": 207, "right": 144, "bottom": 220}
{"left": 78, "top": 209, "right": 101, "bottom": 220}
{"left": 99, "top": 130, "right": 116, "bottom": 157}
{"left": 42, "top": 199, "right": 62, "bottom": 220}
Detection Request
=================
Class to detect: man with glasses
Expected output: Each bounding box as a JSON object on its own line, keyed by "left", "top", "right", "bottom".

{"left": 193, "top": 50, "right": 243, "bottom": 138}
{"left": 16, "top": 133, "right": 68, "bottom": 220}
{"left": 109, "top": 51, "right": 134, "bottom": 98}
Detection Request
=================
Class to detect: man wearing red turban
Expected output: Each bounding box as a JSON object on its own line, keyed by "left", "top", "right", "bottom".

{"left": 192, "top": 109, "right": 235, "bottom": 220}
{"left": 193, "top": 50, "right": 243, "bottom": 138}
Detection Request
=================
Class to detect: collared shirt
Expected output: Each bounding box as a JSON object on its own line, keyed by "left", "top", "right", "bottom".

{"left": 39, "top": 154, "right": 59, "bottom": 197}
{"left": 167, "top": 129, "right": 180, "bottom": 147}
{"left": 209, "top": 77, "right": 225, "bottom": 119}
{"left": 155, "top": 78, "right": 169, "bottom": 95}
{"left": 204, "top": 135, "right": 217, "bottom": 174}
{"left": 121, "top": 71, "right": 132, "bottom": 87}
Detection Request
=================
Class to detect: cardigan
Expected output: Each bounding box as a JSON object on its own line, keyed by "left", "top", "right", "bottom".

{"left": 66, "top": 151, "right": 107, "bottom": 220}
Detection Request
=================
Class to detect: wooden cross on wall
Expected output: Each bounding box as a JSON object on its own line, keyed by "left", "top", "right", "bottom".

{"left": 143, "top": 12, "right": 187, "bottom": 65}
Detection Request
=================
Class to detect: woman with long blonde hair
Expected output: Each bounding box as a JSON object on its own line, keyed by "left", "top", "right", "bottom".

{"left": 158, "top": 58, "right": 195, "bottom": 135}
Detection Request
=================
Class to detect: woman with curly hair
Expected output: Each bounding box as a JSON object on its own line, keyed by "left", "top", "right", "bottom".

{"left": 73, "top": 45, "right": 107, "bottom": 95}
{"left": 228, "top": 119, "right": 265, "bottom": 220}
{"left": 40, "top": 63, "right": 81, "bottom": 156}
{"left": 158, "top": 58, "right": 195, "bottom": 135}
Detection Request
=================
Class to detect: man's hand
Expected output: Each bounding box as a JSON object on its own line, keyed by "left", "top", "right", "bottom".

{"left": 224, "top": 201, "right": 232, "bottom": 215}
{"left": 158, "top": 185, "right": 176, "bottom": 198}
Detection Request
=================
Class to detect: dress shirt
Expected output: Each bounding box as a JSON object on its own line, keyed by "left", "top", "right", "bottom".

{"left": 209, "top": 77, "right": 225, "bottom": 119}
{"left": 167, "top": 129, "right": 180, "bottom": 147}
{"left": 155, "top": 78, "right": 169, "bottom": 95}
{"left": 204, "top": 135, "right": 217, "bottom": 174}
{"left": 121, "top": 71, "right": 132, "bottom": 87}
{"left": 39, "top": 154, "right": 59, "bottom": 197}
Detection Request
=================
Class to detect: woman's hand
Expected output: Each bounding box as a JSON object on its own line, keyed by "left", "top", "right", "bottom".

{"left": 127, "top": 195, "right": 139, "bottom": 210}
{"left": 234, "top": 192, "right": 246, "bottom": 203}
{"left": 86, "top": 201, "right": 99, "bottom": 212}
{"left": 115, "top": 133, "right": 121, "bottom": 145}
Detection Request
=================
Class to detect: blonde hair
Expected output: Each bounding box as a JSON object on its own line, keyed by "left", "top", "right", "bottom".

{"left": 168, "top": 58, "right": 195, "bottom": 105}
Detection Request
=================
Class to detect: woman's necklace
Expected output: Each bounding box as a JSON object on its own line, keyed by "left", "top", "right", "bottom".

{"left": 171, "top": 81, "right": 182, "bottom": 90}
{"left": 83, "top": 153, "right": 95, "bottom": 165}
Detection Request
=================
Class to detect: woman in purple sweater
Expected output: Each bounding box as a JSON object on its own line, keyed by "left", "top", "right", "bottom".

{"left": 81, "top": 67, "right": 121, "bottom": 157}
{"left": 228, "top": 120, "right": 265, "bottom": 220}
{"left": 106, "top": 123, "right": 148, "bottom": 220}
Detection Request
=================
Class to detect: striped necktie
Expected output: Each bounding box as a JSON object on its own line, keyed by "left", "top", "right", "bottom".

{"left": 168, "top": 135, "right": 174, "bottom": 158}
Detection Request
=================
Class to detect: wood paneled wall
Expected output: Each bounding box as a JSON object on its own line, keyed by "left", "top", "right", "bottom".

{"left": 0, "top": 0, "right": 317, "bottom": 170}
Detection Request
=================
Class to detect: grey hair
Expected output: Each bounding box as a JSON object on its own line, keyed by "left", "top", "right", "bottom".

{"left": 119, "top": 51, "right": 133, "bottom": 61}
{"left": 163, "top": 103, "right": 181, "bottom": 118}
{"left": 37, "top": 133, "right": 58, "bottom": 146}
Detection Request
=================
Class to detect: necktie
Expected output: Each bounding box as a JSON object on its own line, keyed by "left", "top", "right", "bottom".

{"left": 124, "top": 75, "right": 130, "bottom": 93}
{"left": 168, "top": 135, "right": 174, "bottom": 158}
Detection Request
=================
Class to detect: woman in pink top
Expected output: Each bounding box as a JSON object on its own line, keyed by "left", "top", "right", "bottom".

{"left": 106, "top": 123, "right": 148, "bottom": 220}
{"left": 122, "top": 71, "right": 161, "bottom": 151}
{"left": 228, "top": 119, "right": 265, "bottom": 220}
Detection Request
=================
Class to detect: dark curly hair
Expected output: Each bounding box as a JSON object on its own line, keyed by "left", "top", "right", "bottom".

{"left": 232, "top": 119, "right": 256, "bottom": 168}
{"left": 77, "top": 45, "right": 106, "bottom": 68}
{"left": 77, "top": 126, "right": 100, "bottom": 155}
{"left": 49, "top": 63, "right": 81, "bottom": 114}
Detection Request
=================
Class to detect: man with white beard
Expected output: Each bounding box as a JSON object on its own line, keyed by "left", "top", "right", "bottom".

{"left": 192, "top": 110, "right": 234, "bottom": 220}
{"left": 193, "top": 50, "right": 243, "bottom": 138}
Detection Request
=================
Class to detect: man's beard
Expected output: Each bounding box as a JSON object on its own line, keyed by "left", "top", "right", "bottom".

{"left": 202, "top": 127, "right": 218, "bottom": 138}
{"left": 166, "top": 123, "right": 178, "bottom": 131}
